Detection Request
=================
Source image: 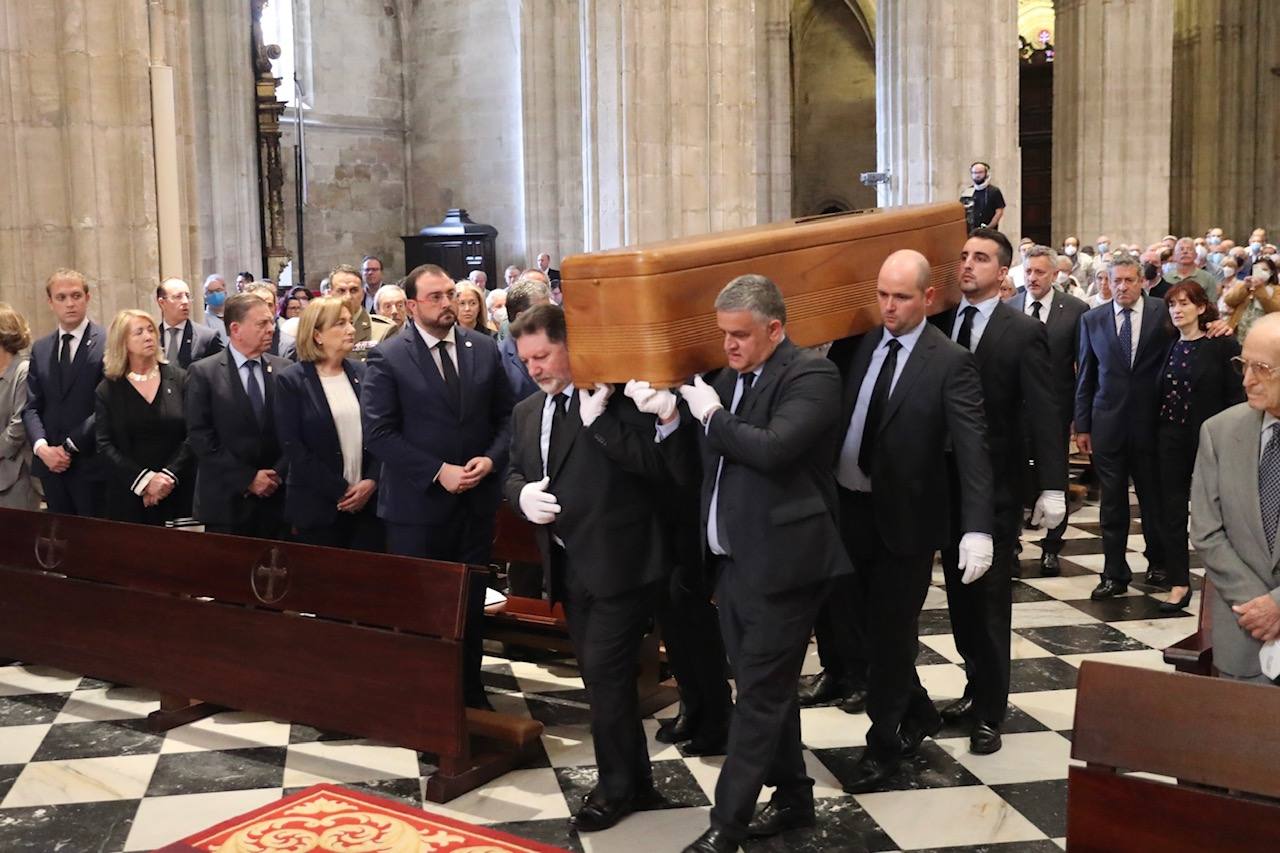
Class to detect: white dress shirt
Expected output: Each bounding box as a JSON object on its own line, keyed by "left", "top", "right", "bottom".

{"left": 227, "top": 343, "right": 267, "bottom": 398}
{"left": 707, "top": 366, "right": 763, "bottom": 557}
{"left": 414, "top": 322, "right": 460, "bottom": 379}
{"left": 1112, "top": 297, "right": 1144, "bottom": 365}
{"left": 836, "top": 320, "right": 928, "bottom": 492}
{"left": 540, "top": 387, "right": 575, "bottom": 478}
{"left": 319, "top": 372, "right": 364, "bottom": 486}
{"left": 950, "top": 293, "right": 1001, "bottom": 351}
{"left": 1023, "top": 290, "right": 1053, "bottom": 323}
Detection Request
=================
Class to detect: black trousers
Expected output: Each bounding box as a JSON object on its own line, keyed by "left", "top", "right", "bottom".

{"left": 710, "top": 559, "right": 825, "bottom": 842}
{"left": 656, "top": 566, "right": 731, "bottom": 736}
{"left": 812, "top": 575, "right": 869, "bottom": 686}
{"left": 842, "top": 489, "right": 938, "bottom": 761}
{"left": 941, "top": 474, "right": 1019, "bottom": 726}
{"left": 39, "top": 468, "right": 103, "bottom": 518}
{"left": 1091, "top": 434, "right": 1165, "bottom": 583}
{"left": 558, "top": 548, "right": 660, "bottom": 802}
{"left": 293, "top": 504, "right": 384, "bottom": 552}
{"left": 1156, "top": 421, "right": 1198, "bottom": 588}
{"left": 385, "top": 505, "right": 495, "bottom": 707}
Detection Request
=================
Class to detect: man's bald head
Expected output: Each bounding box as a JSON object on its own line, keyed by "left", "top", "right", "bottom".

{"left": 876, "top": 250, "right": 934, "bottom": 334}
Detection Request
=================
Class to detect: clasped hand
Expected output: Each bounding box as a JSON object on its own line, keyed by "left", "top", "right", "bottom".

{"left": 439, "top": 456, "right": 493, "bottom": 494}
{"left": 1233, "top": 594, "right": 1280, "bottom": 642}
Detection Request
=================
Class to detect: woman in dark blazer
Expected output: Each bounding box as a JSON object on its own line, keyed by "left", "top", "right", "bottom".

{"left": 1155, "top": 281, "right": 1245, "bottom": 611}
{"left": 274, "top": 296, "right": 381, "bottom": 550}
{"left": 95, "top": 310, "right": 194, "bottom": 524}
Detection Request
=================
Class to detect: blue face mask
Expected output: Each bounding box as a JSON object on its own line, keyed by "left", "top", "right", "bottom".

{"left": 1162, "top": 262, "right": 1177, "bottom": 276}
{"left": 1209, "top": 252, "right": 1224, "bottom": 265}
{"left": 206, "top": 291, "right": 227, "bottom": 308}
{"left": 1251, "top": 242, "right": 1264, "bottom": 253}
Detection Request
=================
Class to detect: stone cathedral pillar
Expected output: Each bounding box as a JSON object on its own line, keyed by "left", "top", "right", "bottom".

{"left": 1052, "top": 0, "right": 1174, "bottom": 247}
{"left": 875, "top": 0, "right": 1022, "bottom": 244}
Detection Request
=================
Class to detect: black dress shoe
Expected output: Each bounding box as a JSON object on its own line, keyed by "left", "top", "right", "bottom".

{"left": 682, "top": 827, "right": 739, "bottom": 852}
{"left": 969, "top": 721, "right": 1003, "bottom": 755}
{"left": 1159, "top": 589, "right": 1193, "bottom": 613}
{"left": 798, "top": 670, "right": 853, "bottom": 706}
{"left": 899, "top": 714, "right": 943, "bottom": 756}
{"left": 838, "top": 689, "right": 868, "bottom": 715}
{"left": 682, "top": 729, "right": 729, "bottom": 756}
{"left": 572, "top": 791, "right": 637, "bottom": 832}
{"left": 1040, "top": 553, "right": 1061, "bottom": 577}
{"left": 746, "top": 801, "right": 815, "bottom": 838}
{"left": 1090, "top": 579, "right": 1129, "bottom": 600}
{"left": 939, "top": 695, "right": 975, "bottom": 723}
{"left": 1145, "top": 570, "right": 1171, "bottom": 589}
{"left": 656, "top": 712, "right": 695, "bottom": 744}
{"left": 841, "top": 754, "right": 899, "bottom": 794}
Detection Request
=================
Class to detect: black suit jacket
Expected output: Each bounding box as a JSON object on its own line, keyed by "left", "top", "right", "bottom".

{"left": 363, "top": 323, "right": 513, "bottom": 525}
{"left": 697, "top": 338, "right": 851, "bottom": 594}
{"left": 1075, "top": 296, "right": 1177, "bottom": 452}
{"left": 833, "top": 324, "right": 993, "bottom": 553}
{"left": 504, "top": 389, "right": 683, "bottom": 599}
{"left": 93, "top": 363, "right": 194, "bottom": 522}
{"left": 166, "top": 319, "right": 224, "bottom": 369}
{"left": 1005, "top": 289, "right": 1090, "bottom": 423}
{"left": 274, "top": 359, "right": 380, "bottom": 529}
{"left": 933, "top": 302, "right": 1065, "bottom": 508}
{"left": 184, "top": 349, "right": 290, "bottom": 526}
{"left": 23, "top": 322, "right": 106, "bottom": 479}
{"left": 1156, "top": 334, "right": 1245, "bottom": 431}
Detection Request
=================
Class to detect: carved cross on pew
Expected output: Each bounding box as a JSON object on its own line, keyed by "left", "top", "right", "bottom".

{"left": 251, "top": 546, "right": 290, "bottom": 604}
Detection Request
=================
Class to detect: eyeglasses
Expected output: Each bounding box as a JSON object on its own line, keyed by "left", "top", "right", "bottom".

{"left": 1231, "top": 357, "right": 1280, "bottom": 379}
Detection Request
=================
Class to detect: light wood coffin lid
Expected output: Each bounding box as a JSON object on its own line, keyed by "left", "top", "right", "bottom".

{"left": 561, "top": 201, "right": 967, "bottom": 386}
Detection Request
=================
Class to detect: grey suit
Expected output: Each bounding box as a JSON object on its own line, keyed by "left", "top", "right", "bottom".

{"left": 0, "top": 357, "right": 38, "bottom": 509}
{"left": 1190, "top": 403, "right": 1280, "bottom": 679}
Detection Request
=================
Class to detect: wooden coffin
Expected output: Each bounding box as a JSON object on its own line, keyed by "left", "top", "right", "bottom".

{"left": 561, "top": 201, "right": 967, "bottom": 385}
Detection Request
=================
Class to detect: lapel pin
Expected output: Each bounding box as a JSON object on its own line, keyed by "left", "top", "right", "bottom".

{"left": 464, "top": 340, "right": 473, "bottom": 348}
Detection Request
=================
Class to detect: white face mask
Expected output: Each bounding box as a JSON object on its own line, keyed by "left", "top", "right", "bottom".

{"left": 1063, "top": 245, "right": 1077, "bottom": 256}
{"left": 1222, "top": 267, "right": 1237, "bottom": 279}
{"left": 1055, "top": 271, "right": 1070, "bottom": 285}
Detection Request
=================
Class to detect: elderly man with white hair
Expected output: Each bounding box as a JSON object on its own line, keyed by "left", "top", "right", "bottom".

{"left": 468, "top": 269, "right": 489, "bottom": 291}
{"left": 202, "top": 274, "right": 229, "bottom": 342}
{"left": 371, "top": 283, "right": 407, "bottom": 338}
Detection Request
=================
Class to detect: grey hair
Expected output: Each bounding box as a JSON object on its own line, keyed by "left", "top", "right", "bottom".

{"left": 1023, "top": 244, "right": 1058, "bottom": 267}
{"left": 507, "top": 277, "right": 553, "bottom": 320}
{"left": 372, "top": 284, "right": 405, "bottom": 310}
{"left": 714, "top": 274, "right": 787, "bottom": 325}
{"left": 1109, "top": 254, "right": 1141, "bottom": 275}
{"left": 202, "top": 273, "right": 226, "bottom": 290}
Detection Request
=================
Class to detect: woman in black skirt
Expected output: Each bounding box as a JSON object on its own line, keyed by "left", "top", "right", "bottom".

{"left": 95, "top": 310, "right": 193, "bottom": 524}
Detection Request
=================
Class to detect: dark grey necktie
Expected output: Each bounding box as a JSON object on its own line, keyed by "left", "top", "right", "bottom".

{"left": 244, "top": 360, "right": 265, "bottom": 422}
{"left": 166, "top": 327, "right": 181, "bottom": 362}
{"left": 1261, "top": 423, "right": 1280, "bottom": 552}
{"left": 1119, "top": 308, "right": 1133, "bottom": 367}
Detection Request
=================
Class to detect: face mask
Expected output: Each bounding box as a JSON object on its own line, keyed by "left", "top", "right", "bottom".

{"left": 1255, "top": 269, "right": 1274, "bottom": 283}
{"left": 1208, "top": 252, "right": 1224, "bottom": 265}
{"left": 1207, "top": 236, "right": 1221, "bottom": 247}
{"left": 206, "top": 291, "right": 226, "bottom": 308}
{"left": 1222, "top": 267, "right": 1236, "bottom": 279}
{"left": 1063, "top": 245, "right": 1077, "bottom": 256}
{"left": 1162, "top": 262, "right": 1177, "bottom": 276}
{"left": 1195, "top": 245, "right": 1207, "bottom": 258}
{"left": 1055, "top": 272, "right": 1069, "bottom": 285}
{"left": 1143, "top": 263, "right": 1160, "bottom": 281}
{"left": 1097, "top": 242, "right": 1109, "bottom": 254}
{"left": 491, "top": 307, "right": 508, "bottom": 326}
{"left": 1251, "top": 242, "right": 1263, "bottom": 252}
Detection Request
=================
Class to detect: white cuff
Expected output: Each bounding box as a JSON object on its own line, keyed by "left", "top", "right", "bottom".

{"left": 33, "top": 438, "right": 48, "bottom": 452}
{"left": 132, "top": 470, "right": 156, "bottom": 496}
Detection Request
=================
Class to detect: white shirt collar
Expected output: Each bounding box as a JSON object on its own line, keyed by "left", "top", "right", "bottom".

{"left": 1113, "top": 297, "right": 1143, "bottom": 318}
{"left": 961, "top": 293, "right": 1001, "bottom": 318}
{"left": 227, "top": 343, "right": 261, "bottom": 369}
{"left": 163, "top": 318, "right": 187, "bottom": 334}
{"left": 415, "top": 322, "right": 457, "bottom": 350}
{"left": 1028, "top": 289, "right": 1054, "bottom": 312}
{"left": 59, "top": 316, "right": 89, "bottom": 341}
{"left": 880, "top": 318, "right": 928, "bottom": 353}
{"left": 1264, "top": 412, "right": 1279, "bottom": 438}
{"left": 542, "top": 384, "right": 574, "bottom": 411}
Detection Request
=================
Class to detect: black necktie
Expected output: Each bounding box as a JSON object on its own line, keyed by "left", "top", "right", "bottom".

{"left": 59, "top": 333, "right": 72, "bottom": 374}
{"left": 1119, "top": 308, "right": 1133, "bottom": 367}
{"left": 956, "top": 306, "right": 977, "bottom": 351}
{"left": 733, "top": 371, "right": 757, "bottom": 413}
{"left": 548, "top": 393, "right": 573, "bottom": 473}
{"left": 436, "top": 340, "right": 461, "bottom": 410}
{"left": 1031, "top": 301, "right": 1043, "bottom": 322}
{"left": 244, "top": 360, "right": 265, "bottom": 423}
{"left": 858, "top": 339, "right": 901, "bottom": 475}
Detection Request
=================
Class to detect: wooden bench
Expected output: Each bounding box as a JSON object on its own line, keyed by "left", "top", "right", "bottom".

{"left": 0, "top": 508, "right": 542, "bottom": 803}
{"left": 1067, "top": 660, "right": 1280, "bottom": 851}
{"left": 1163, "top": 577, "right": 1216, "bottom": 676}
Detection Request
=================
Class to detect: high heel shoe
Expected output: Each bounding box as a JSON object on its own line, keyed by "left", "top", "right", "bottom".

{"left": 1158, "top": 588, "right": 1193, "bottom": 613}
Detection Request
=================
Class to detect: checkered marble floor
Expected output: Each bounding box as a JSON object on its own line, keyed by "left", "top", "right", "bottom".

{"left": 0, "top": 500, "right": 1199, "bottom": 852}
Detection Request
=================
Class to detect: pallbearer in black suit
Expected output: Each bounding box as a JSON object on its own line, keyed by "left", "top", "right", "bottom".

{"left": 503, "top": 305, "right": 685, "bottom": 833}
{"left": 155, "top": 278, "right": 224, "bottom": 369}
{"left": 677, "top": 276, "right": 851, "bottom": 853}
{"left": 834, "top": 252, "right": 993, "bottom": 795}
{"left": 275, "top": 296, "right": 382, "bottom": 551}
{"left": 94, "top": 310, "right": 193, "bottom": 524}
{"left": 185, "top": 294, "right": 290, "bottom": 538}
{"left": 362, "top": 264, "right": 514, "bottom": 710}
{"left": 932, "top": 229, "right": 1064, "bottom": 755}
{"left": 1006, "top": 246, "right": 1089, "bottom": 577}
{"left": 23, "top": 269, "right": 106, "bottom": 516}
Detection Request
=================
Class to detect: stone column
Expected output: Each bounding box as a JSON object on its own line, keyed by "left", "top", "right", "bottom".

{"left": 0, "top": 0, "right": 198, "bottom": 336}
{"left": 876, "top": 0, "right": 1022, "bottom": 244}
{"left": 1052, "top": 0, "right": 1173, "bottom": 247}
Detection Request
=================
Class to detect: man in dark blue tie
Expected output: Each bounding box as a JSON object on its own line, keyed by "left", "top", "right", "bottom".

{"left": 1075, "top": 256, "right": 1176, "bottom": 598}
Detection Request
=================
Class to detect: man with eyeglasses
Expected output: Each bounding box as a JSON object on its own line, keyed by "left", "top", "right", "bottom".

{"left": 1190, "top": 313, "right": 1280, "bottom": 686}
{"left": 361, "top": 255, "right": 385, "bottom": 313}
{"left": 156, "top": 278, "right": 223, "bottom": 369}
{"left": 362, "top": 263, "right": 515, "bottom": 710}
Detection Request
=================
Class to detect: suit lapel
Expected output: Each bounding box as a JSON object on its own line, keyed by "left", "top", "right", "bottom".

{"left": 1229, "top": 409, "right": 1270, "bottom": 562}
{"left": 46, "top": 332, "right": 64, "bottom": 399}
{"left": 1101, "top": 305, "right": 1129, "bottom": 369}
{"left": 879, "top": 326, "right": 937, "bottom": 430}
{"left": 302, "top": 362, "right": 338, "bottom": 452}
{"left": 739, "top": 341, "right": 794, "bottom": 420}
{"left": 406, "top": 324, "right": 459, "bottom": 415}
{"left": 529, "top": 392, "right": 549, "bottom": 476}
{"left": 455, "top": 327, "right": 475, "bottom": 420}
{"left": 222, "top": 351, "right": 259, "bottom": 431}
{"left": 548, "top": 391, "right": 581, "bottom": 481}
{"left": 59, "top": 325, "right": 96, "bottom": 400}
{"left": 1134, "top": 296, "right": 1164, "bottom": 363}
{"left": 179, "top": 320, "right": 194, "bottom": 365}
{"left": 974, "top": 303, "right": 1011, "bottom": 364}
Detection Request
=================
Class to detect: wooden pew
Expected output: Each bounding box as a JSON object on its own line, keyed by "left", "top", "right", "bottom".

{"left": 1163, "top": 577, "right": 1216, "bottom": 676}
{"left": 0, "top": 508, "right": 542, "bottom": 803}
{"left": 1067, "top": 661, "right": 1280, "bottom": 852}
{"left": 487, "top": 501, "right": 679, "bottom": 716}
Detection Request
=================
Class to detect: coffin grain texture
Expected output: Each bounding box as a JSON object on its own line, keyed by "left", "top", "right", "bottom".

{"left": 561, "top": 201, "right": 968, "bottom": 385}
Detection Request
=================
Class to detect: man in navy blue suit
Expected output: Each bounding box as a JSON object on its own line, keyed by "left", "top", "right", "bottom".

{"left": 23, "top": 269, "right": 105, "bottom": 516}
{"left": 362, "top": 263, "right": 515, "bottom": 709}
{"left": 1075, "top": 256, "right": 1176, "bottom": 599}
{"left": 498, "top": 275, "right": 551, "bottom": 401}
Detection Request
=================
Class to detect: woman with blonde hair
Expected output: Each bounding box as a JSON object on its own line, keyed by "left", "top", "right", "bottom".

{"left": 94, "top": 309, "right": 193, "bottom": 523}
{"left": 0, "top": 303, "right": 38, "bottom": 509}
{"left": 455, "top": 280, "right": 496, "bottom": 336}
{"left": 274, "top": 296, "right": 381, "bottom": 550}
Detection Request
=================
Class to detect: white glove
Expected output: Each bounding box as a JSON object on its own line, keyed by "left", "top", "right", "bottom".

{"left": 624, "top": 379, "right": 677, "bottom": 421}
{"left": 1030, "top": 489, "right": 1066, "bottom": 530}
{"left": 958, "top": 531, "right": 994, "bottom": 585}
{"left": 678, "top": 375, "right": 724, "bottom": 424}
{"left": 577, "top": 383, "right": 613, "bottom": 427}
{"left": 518, "top": 476, "right": 562, "bottom": 525}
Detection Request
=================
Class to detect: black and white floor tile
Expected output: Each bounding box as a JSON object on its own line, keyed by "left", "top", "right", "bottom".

{"left": 0, "top": 499, "right": 1197, "bottom": 852}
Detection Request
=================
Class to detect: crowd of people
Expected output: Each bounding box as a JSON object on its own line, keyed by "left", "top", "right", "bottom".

{"left": 0, "top": 223, "right": 1277, "bottom": 853}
